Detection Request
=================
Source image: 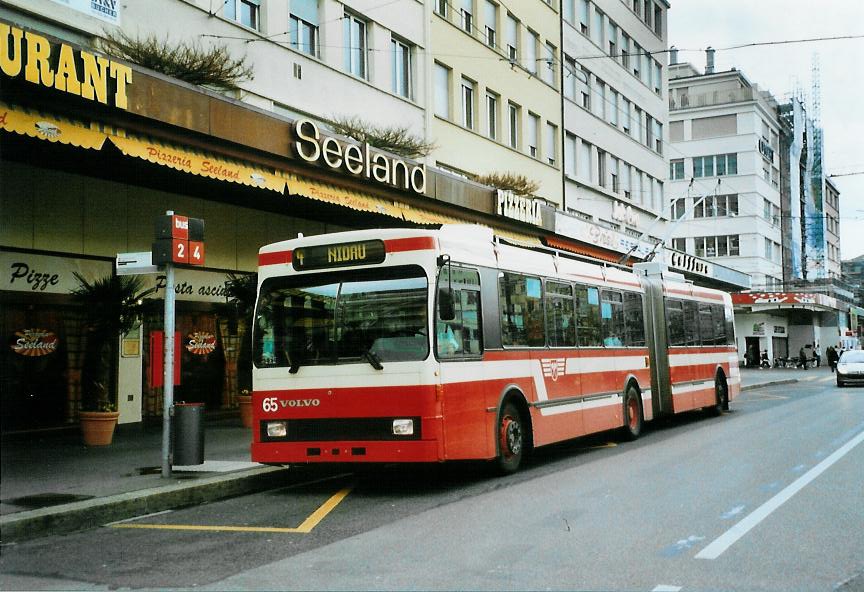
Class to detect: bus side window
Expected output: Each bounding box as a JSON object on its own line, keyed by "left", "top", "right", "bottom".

{"left": 665, "top": 299, "right": 685, "bottom": 346}
{"left": 546, "top": 281, "right": 575, "bottom": 347}
{"left": 499, "top": 272, "right": 544, "bottom": 347}
{"left": 683, "top": 300, "right": 700, "bottom": 346}
{"left": 698, "top": 303, "right": 715, "bottom": 345}
{"left": 624, "top": 292, "right": 645, "bottom": 347}
{"left": 600, "top": 290, "right": 624, "bottom": 347}
{"left": 575, "top": 285, "right": 602, "bottom": 347}
{"left": 437, "top": 268, "right": 482, "bottom": 358}
{"left": 711, "top": 304, "right": 726, "bottom": 345}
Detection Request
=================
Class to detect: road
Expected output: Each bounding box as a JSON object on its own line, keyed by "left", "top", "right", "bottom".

{"left": 1, "top": 373, "right": 862, "bottom": 591}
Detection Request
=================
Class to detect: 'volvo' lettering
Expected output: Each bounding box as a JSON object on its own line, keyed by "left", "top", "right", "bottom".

{"left": 279, "top": 398, "right": 321, "bottom": 408}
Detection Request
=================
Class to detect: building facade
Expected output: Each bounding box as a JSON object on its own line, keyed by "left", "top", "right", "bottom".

{"left": 667, "top": 59, "right": 783, "bottom": 292}
{"left": 1, "top": 0, "right": 742, "bottom": 435}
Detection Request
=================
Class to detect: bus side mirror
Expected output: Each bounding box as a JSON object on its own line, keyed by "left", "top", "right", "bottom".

{"left": 438, "top": 289, "right": 455, "bottom": 321}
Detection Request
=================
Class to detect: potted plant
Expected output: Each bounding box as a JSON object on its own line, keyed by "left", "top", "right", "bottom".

{"left": 224, "top": 272, "right": 257, "bottom": 428}
{"left": 72, "top": 273, "right": 154, "bottom": 445}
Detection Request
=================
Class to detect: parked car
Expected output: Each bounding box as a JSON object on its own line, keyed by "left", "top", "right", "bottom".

{"left": 836, "top": 350, "right": 864, "bottom": 387}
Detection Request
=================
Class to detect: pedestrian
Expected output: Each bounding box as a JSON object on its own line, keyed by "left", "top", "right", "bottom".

{"left": 798, "top": 346, "right": 808, "bottom": 370}
{"left": 813, "top": 344, "right": 821, "bottom": 367}
{"left": 827, "top": 346, "right": 839, "bottom": 373}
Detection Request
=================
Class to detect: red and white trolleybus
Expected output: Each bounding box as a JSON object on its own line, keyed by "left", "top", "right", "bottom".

{"left": 251, "top": 225, "right": 739, "bottom": 472}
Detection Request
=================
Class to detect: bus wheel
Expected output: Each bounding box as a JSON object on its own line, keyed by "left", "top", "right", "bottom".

{"left": 708, "top": 375, "right": 728, "bottom": 416}
{"left": 496, "top": 402, "right": 524, "bottom": 474}
{"left": 621, "top": 385, "right": 643, "bottom": 441}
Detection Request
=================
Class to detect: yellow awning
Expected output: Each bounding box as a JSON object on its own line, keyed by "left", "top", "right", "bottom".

{"left": 0, "top": 101, "right": 107, "bottom": 149}
{"left": 495, "top": 229, "right": 543, "bottom": 247}
{"left": 398, "top": 204, "right": 464, "bottom": 225}
{"left": 109, "top": 135, "right": 286, "bottom": 192}
{"left": 285, "top": 174, "right": 404, "bottom": 220}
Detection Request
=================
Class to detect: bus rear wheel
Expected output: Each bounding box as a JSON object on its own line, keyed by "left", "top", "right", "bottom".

{"left": 621, "top": 385, "right": 643, "bottom": 441}
{"left": 708, "top": 374, "right": 728, "bottom": 416}
{"left": 495, "top": 402, "right": 525, "bottom": 474}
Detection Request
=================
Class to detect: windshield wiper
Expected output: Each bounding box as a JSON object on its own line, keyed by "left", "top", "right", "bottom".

{"left": 364, "top": 349, "right": 384, "bottom": 370}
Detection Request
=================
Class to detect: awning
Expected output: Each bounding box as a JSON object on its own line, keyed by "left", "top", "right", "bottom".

{"left": 544, "top": 236, "right": 622, "bottom": 264}
{"left": 1, "top": 101, "right": 286, "bottom": 192}
{"left": 285, "top": 174, "right": 403, "bottom": 220}
{"left": 0, "top": 101, "right": 107, "bottom": 149}
{"left": 496, "top": 229, "right": 543, "bottom": 247}
{"left": 109, "top": 135, "right": 286, "bottom": 192}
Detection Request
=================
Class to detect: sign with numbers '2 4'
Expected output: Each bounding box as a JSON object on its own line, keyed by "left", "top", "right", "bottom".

{"left": 152, "top": 214, "right": 205, "bottom": 267}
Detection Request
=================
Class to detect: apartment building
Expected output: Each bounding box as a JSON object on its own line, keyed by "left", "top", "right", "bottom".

{"left": 429, "top": 0, "right": 563, "bottom": 206}
{"left": 667, "top": 57, "right": 784, "bottom": 292}
{"left": 560, "top": 0, "right": 669, "bottom": 242}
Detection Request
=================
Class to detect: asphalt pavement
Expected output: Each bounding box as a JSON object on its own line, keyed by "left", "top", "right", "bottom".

{"left": 0, "top": 366, "right": 815, "bottom": 543}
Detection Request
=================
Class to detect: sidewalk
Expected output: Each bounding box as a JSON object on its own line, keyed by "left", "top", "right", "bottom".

{"left": 0, "top": 366, "right": 822, "bottom": 543}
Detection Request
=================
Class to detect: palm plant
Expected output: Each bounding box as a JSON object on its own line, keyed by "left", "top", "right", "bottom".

{"left": 224, "top": 272, "right": 257, "bottom": 393}
{"left": 72, "top": 273, "right": 155, "bottom": 411}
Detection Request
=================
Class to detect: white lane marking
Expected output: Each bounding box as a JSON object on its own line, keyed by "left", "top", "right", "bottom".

{"left": 695, "top": 428, "right": 864, "bottom": 560}
{"left": 653, "top": 586, "right": 682, "bottom": 592}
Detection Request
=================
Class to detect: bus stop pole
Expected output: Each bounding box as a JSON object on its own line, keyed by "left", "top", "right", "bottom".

{"left": 161, "top": 261, "right": 176, "bottom": 478}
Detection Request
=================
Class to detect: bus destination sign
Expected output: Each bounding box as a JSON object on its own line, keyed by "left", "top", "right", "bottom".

{"left": 293, "top": 240, "right": 386, "bottom": 271}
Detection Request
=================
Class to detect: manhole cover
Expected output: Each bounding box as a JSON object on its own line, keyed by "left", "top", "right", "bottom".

{"left": 4, "top": 493, "right": 95, "bottom": 509}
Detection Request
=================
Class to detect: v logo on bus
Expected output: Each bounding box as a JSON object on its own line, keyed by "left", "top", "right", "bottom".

{"left": 541, "top": 358, "right": 567, "bottom": 381}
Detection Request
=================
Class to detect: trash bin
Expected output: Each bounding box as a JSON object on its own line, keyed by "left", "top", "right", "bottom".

{"left": 173, "top": 402, "right": 205, "bottom": 465}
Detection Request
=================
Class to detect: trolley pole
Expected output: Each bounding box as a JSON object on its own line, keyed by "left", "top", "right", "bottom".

{"left": 161, "top": 259, "right": 175, "bottom": 478}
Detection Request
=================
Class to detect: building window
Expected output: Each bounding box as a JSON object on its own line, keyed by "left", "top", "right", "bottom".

{"left": 694, "top": 153, "right": 737, "bottom": 177}
{"left": 564, "top": 133, "right": 577, "bottom": 177}
{"left": 671, "top": 198, "right": 685, "bottom": 220}
{"left": 610, "top": 156, "right": 619, "bottom": 193}
{"left": 621, "top": 162, "right": 631, "bottom": 199}
{"left": 508, "top": 102, "right": 520, "bottom": 149}
{"left": 670, "top": 159, "right": 684, "bottom": 180}
{"left": 486, "top": 91, "right": 499, "bottom": 140}
{"left": 621, "top": 34, "right": 630, "bottom": 68}
{"left": 632, "top": 43, "right": 641, "bottom": 78}
{"left": 592, "top": 9, "right": 603, "bottom": 47}
{"left": 579, "top": 0, "right": 589, "bottom": 35}
{"left": 225, "top": 0, "right": 260, "bottom": 30}
{"left": 578, "top": 140, "right": 591, "bottom": 183}
{"left": 461, "top": 77, "right": 475, "bottom": 129}
{"left": 505, "top": 13, "right": 518, "bottom": 61}
{"left": 527, "top": 113, "right": 539, "bottom": 157}
{"left": 672, "top": 237, "right": 686, "bottom": 252}
{"left": 543, "top": 43, "right": 556, "bottom": 86}
{"left": 597, "top": 149, "right": 606, "bottom": 187}
{"left": 289, "top": 1, "right": 319, "bottom": 56}
{"left": 563, "top": 56, "right": 577, "bottom": 101}
{"left": 697, "top": 235, "right": 740, "bottom": 258}
{"left": 434, "top": 62, "right": 450, "bottom": 118}
{"left": 622, "top": 98, "right": 631, "bottom": 133}
{"left": 653, "top": 119, "right": 662, "bottom": 153}
{"left": 653, "top": 60, "right": 661, "bottom": 94}
{"left": 435, "top": 0, "right": 448, "bottom": 17}
{"left": 608, "top": 21, "right": 617, "bottom": 57}
{"left": 484, "top": 0, "right": 497, "bottom": 47}
{"left": 654, "top": 3, "right": 662, "bottom": 36}
{"left": 609, "top": 89, "right": 618, "bottom": 126}
{"left": 460, "top": 0, "right": 473, "bottom": 34}
{"left": 526, "top": 30, "right": 538, "bottom": 74}
{"left": 581, "top": 67, "right": 591, "bottom": 109}
{"left": 391, "top": 37, "right": 412, "bottom": 99}
{"left": 343, "top": 12, "right": 368, "bottom": 79}
{"left": 546, "top": 122, "right": 557, "bottom": 166}
{"left": 563, "top": 0, "right": 574, "bottom": 24}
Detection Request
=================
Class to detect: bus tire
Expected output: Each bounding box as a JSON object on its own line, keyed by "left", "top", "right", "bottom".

{"left": 708, "top": 373, "right": 728, "bottom": 416}
{"left": 621, "top": 384, "right": 643, "bottom": 441}
{"left": 495, "top": 401, "right": 525, "bottom": 474}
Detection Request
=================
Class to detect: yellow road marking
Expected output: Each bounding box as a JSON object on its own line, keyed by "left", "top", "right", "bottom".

{"left": 111, "top": 486, "right": 353, "bottom": 534}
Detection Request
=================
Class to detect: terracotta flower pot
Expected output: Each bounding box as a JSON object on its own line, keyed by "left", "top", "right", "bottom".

{"left": 237, "top": 395, "right": 253, "bottom": 429}
{"left": 79, "top": 411, "right": 121, "bottom": 446}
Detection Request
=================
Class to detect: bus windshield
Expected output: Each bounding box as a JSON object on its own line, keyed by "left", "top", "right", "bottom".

{"left": 253, "top": 265, "right": 429, "bottom": 368}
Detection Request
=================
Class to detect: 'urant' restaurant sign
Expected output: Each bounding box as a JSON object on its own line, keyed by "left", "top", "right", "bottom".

{"left": 0, "top": 22, "right": 132, "bottom": 110}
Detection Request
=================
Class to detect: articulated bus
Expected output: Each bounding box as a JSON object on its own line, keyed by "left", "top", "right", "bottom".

{"left": 251, "top": 225, "right": 739, "bottom": 473}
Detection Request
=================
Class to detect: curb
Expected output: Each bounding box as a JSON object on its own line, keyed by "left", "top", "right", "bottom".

{"left": 741, "top": 378, "right": 799, "bottom": 391}
{"left": 0, "top": 466, "right": 289, "bottom": 544}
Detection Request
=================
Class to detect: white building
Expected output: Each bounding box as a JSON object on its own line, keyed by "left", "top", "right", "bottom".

{"left": 560, "top": 0, "right": 669, "bottom": 247}
{"left": 666, "top": 56, "right": 784, "bottom": 292}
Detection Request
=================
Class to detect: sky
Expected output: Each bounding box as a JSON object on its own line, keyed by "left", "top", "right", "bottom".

{"left": 668, "top": 0, "right": 864, "bottom": 262}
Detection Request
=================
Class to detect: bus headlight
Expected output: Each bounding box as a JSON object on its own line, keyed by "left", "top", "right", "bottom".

{"left": 266, "top": 421, "right": 287, "bottom": 438}
{"left": 392, "top": 419, "right": 414, "bottom": 436}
